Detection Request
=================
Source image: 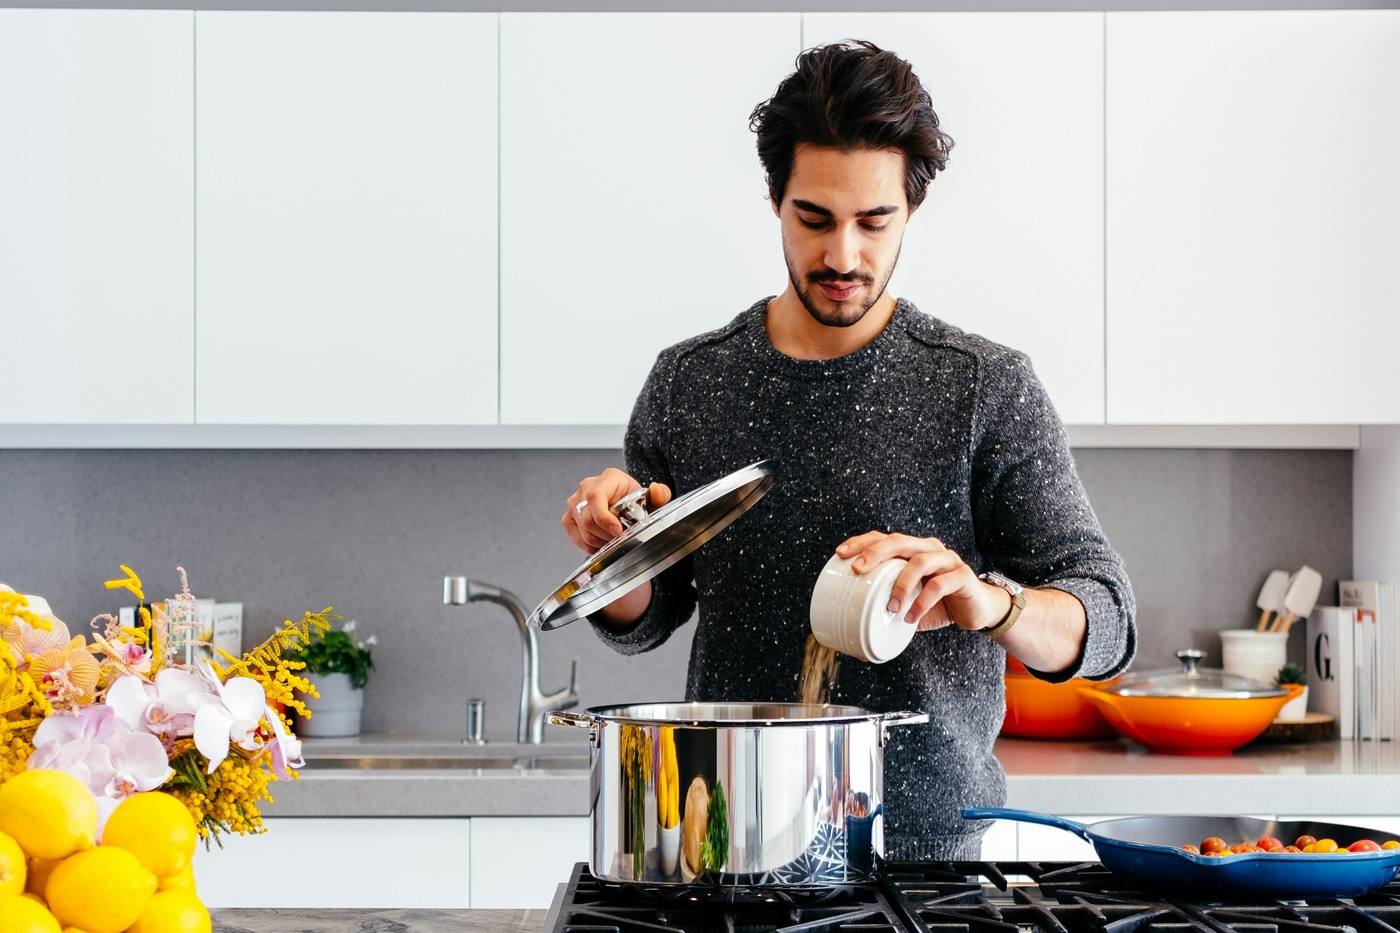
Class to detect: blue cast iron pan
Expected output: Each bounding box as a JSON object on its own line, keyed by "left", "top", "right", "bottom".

{"left": 965, "top": 807, "right": 1400, "bottom": 900}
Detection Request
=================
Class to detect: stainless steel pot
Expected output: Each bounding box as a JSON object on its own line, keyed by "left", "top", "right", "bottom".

{"left": 550, "top": 701, "right": 929, "bottom": 887}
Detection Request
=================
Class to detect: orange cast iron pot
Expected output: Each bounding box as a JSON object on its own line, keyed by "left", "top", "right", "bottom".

{"left": 1001, "top": 656, "right": 1119, "bottom": 740}
{"left": 1075, "top": 683, "right": 1304, "bottom": 755}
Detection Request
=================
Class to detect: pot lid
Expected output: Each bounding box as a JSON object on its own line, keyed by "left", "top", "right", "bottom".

{"left": 528, "top": 460, "right": 776, "bottom": 631}
{"left": 1103, "top": 649, "right": 1288, "bottom": 699}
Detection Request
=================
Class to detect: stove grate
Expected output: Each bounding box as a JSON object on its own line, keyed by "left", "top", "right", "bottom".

{"left": 544, "top": 861, "right": 1400, "bottom": 933}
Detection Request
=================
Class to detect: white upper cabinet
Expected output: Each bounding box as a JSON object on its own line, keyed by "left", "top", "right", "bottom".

{"left": 195, "top": 12, "right": 499, "bottom": 425}
{"left": 1106, "top": 11, "right": 1400, "bottom": 424}
{"left": 0, "top": 10, "right": 194, "bottom": 424}
{"left": 498, "top": 13, "right": 801, "bottom": 426}
{"left": 803, "top": 14, "right": 1107, "bottom": 426}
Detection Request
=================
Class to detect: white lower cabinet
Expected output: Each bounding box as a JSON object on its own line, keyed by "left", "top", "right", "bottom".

{"left": 193, "top": 818, "right": 471, "bottom": 909}
{"left": 1014, "top": 815, "right": 1111, "bottom": 863}
{"left": 469, "top": 816, "right": 591, "bottom": 909}
{"left": 979, "top": 819, "right": 1018, "bottom": 860}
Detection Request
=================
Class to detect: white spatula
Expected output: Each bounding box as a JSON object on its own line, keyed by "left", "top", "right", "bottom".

{"left": 1254, "top": 569, "right": 1291, "bottom": 632}
{"left": 1273, "top": 565, "right": 1323, "bottom": 634}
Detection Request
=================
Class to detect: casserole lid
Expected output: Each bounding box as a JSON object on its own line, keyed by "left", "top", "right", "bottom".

{"left": 1103, "top": 649, "right": 1287, "bottom": 699}
{"left": 529, "top": 460, "right": 776, "bottom": 630}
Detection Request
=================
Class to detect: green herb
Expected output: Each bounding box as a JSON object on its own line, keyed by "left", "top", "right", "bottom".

{"left": 284, "top": 624, "right": 375, "bottom": 689}
{"left": 701, "top": 780, "right": 728, "bottom": 872}
{"left": 1275, "top": 662, "right": 1307, "bottom": 686}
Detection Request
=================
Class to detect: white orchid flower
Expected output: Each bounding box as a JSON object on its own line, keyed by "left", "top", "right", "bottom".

{"left": 192, "top": 660, "right": 269, "bottom": 774}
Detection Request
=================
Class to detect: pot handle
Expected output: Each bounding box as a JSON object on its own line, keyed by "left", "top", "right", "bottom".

{"left": 962, "top": 807, "right": 1092, "bottom": 841}
{"left": 548, "top": 710, "right": 601, "bottom": 747}
{"left": 879, "top": 709, "right": 930, "bottom": 746}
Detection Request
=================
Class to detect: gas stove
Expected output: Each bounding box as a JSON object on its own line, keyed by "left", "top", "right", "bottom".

{"left": 542, "top": 861, "right": 1400, "bottom": 933}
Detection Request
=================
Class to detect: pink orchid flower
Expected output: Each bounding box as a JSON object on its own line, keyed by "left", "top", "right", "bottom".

{"left": 106, "top": 669, "right": 214, "bottom": 739}
{"left": 28, "top": 703, "right": 173, "bottom": 837}
{"left": 264, "top": 705, "right": 305, "bottom": 781}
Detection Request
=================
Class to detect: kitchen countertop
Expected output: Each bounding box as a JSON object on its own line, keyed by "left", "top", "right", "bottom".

{"left": 212, "top": 908, "right": 543, "bottom": 932}
{"left": 271, "top": 732, "right": 1400, "bottom": 819}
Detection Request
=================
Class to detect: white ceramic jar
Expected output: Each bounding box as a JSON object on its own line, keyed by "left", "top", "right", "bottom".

{"left": 809, "top": 554, "right": 921, "bottom": 663}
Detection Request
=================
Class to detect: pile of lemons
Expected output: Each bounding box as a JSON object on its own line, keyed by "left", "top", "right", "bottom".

{"left": 0, "top": 769, "right": 211, "bottom": 933}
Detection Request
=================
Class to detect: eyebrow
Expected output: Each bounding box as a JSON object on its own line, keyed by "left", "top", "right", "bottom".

{"left": 791, "top": 199, "right": 900, "bottom": 219}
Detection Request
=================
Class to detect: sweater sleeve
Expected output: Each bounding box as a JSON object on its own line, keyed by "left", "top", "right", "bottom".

{"left": 970, "top": 349, "right": 1137, "bottom": 682}
{"left": 585, "top": 350, "right": 699, "bottom": 656}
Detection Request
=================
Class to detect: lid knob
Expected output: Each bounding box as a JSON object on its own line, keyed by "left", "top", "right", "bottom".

{"left": 609, "top": 487, "right": 652, "bottom": 530}
{"left": 1175, "top": 648, "right": 1205, "bottom": 675}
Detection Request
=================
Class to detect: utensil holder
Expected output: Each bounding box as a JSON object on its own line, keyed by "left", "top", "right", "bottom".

{"left": 1219, "top": 629, "right": 1289, "bottom": 686}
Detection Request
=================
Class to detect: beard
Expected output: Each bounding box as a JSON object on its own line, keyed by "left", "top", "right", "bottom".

{"left": 785, "top": 242, "right": 901, "bottom": 329}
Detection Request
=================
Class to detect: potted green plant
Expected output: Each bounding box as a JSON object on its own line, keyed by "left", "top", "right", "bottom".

{"left": 288, "top": 620, "right": 377, "bottom": 737}
{"left": 1274, "top": 662, "right": 1308, "bottom": 722}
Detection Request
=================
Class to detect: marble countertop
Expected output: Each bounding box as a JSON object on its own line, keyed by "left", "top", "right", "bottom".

{"left": 212, "top": 908, "right": 544, "bottom": 932}
{"left": 270, "top": 732, "right": 1400, "bottom": 819}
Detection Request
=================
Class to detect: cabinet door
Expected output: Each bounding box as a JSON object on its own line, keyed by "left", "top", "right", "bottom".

{"left": 1106, "top": 11, "right": 1400, "bottom": 424}
{"left": 499, "top": 13, "right": 800, "bottom": 425}
{"left": 803, "top": 15, "right": 1107, "bottom": 426}
{"left": 195, "top": 12, "right": 499, "bottom": 425}
{"left": 470, "top": 816, "right": 590, "bottom": 908}
{"left": 0, "top": 10, "right": 194, "bottom": 424}
{"left": 193, "top": 817, "right": 471, "bottom": 908}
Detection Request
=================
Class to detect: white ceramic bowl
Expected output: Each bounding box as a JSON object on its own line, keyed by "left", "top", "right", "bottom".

{"left": 809, "top": 554, "right": 920, "bottom": 663}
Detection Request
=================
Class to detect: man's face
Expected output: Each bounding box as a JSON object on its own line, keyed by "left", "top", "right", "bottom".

{"left": 775, "top": 144, "right": 912, "bottom": 328}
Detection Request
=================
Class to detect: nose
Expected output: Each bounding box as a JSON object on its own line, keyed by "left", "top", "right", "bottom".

{"left": 823, "top": 225, "right": 860, "bottom": 276}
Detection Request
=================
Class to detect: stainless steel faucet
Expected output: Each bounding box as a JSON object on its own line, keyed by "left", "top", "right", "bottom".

{"left": 442, "top": 577, "right": 578, "bottom": 744}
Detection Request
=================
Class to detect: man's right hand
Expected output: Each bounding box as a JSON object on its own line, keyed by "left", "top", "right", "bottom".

{"left": 562, "top": 468, "right": 673, "bottom": 554}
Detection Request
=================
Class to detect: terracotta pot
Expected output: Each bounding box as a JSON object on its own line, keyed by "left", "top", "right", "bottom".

{"left": 1001, "top": 656, "right": 1118, "bottom": 740}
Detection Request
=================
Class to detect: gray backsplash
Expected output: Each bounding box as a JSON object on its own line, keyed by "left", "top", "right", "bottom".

{"left": 0, "top": 447, "right": 1350, "bottom": 740}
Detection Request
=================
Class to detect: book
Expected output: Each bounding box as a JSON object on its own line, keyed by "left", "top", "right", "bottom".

{"left": 213, "top": 602, "right": 244, "bottom": 659}
{"left": 1340, "top": 580, "right": 1395, "bottom": 741}
{"left": 1306, "top": 605, "right": 1356, "bottom": 738}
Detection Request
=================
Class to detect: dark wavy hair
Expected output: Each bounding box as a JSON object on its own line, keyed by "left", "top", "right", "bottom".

{"left": 750, "top": 40, "right": 954, "bottom": 211}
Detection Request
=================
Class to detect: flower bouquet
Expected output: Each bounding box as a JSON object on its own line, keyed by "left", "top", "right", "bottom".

{"left": 0, "top": 565, "right": 330, "bottom": 841}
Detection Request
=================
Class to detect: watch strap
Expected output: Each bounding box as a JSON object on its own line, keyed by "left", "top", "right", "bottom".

{"left": 978, "top": 572, "right": 1026, "bottom": 639}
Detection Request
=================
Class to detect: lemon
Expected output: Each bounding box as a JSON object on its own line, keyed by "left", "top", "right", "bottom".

{"left": 0, "top": 771, "right": 97, "bottom": 861}
{"left": 99, "top": 792, "right": 197, "bottom": 880}
{"left": 0, "top": 893, "right": 61, "bottom": 933}
{"left": 125, "top": 889, "right": 211, "bottom": 933}
{"left": 26, "top": 857, "right": 60, "bottom": 899}
{"left": 45, "top": 847, "right": 155, "bottom": 933}
{"left": 157, "top": 865, "right": 198, "bottom": 894}
{"left": 0, "top": 830, "right": 26, "bottom": 895}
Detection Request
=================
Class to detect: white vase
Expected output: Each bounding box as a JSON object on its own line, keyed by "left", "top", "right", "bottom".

{"left": 1276, "top": 685, "right": 1309, "bottom": 722}
{"left": 295, "top": 672, "right": 365, "bottom": 737}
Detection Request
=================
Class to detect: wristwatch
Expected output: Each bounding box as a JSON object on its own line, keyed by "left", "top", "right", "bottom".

{"left": 977, "top": 571, "right": 1026, "bottom": 639}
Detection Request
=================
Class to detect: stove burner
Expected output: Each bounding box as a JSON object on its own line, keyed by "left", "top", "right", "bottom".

{"left": 543, "top": 861, "right": 1400, "bottom": 933}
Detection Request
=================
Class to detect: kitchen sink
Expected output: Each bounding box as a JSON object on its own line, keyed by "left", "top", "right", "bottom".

{"left": 300, "top": 753, "right": 589, "bottom": 772}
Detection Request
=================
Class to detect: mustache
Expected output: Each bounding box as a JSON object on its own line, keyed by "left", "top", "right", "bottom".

{"left": 807, "top": 269, "right": 873, "bottom": 286}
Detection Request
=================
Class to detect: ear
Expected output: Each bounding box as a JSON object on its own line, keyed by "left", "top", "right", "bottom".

{"left": 770, "top": 194, "right": 781, "bottom": 219}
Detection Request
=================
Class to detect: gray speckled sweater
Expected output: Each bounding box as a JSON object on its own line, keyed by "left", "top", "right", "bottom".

{"left": 589, "top": 298, "right": 1136, "bottom": 859}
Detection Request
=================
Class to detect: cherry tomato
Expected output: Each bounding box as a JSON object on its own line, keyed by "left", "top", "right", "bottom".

{"left": 1257, "top": 836, "right": 1285, "bottom": 852}
{"left": 1313, "top": 838, "right": 1339, "bottom": 853}
{"left": 1383, "top": 840, "right": 1400, "bottom": 850}
{"left": 1231, "top": 843, "right": 1258, "bottom": 853}
{"left": 1349, "top": 839, "right": 1382, "bottom": 852}
{"left": 1201, "top": 836, "right": 1229, "bottom": 854}
{"left": 1285, "top": 845, "right": 1303, "bottom": 853}
{"left": 1180, "top": 843, "right": 1200, "bottom": 854}
{"left": 1295, "top": 835, "right": 1317, "bottom": 849}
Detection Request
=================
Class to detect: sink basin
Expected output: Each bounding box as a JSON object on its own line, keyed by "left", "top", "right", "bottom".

{"left": 301, "top": 754, "right": 589, "bottom": 772}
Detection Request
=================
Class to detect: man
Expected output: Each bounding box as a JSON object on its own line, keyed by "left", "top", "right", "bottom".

{"left": 562, "top": 40, "right": 1135, "bottom": 858}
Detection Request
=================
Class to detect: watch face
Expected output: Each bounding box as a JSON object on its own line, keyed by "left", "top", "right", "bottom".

{"left": 982, "top": 571, "right": 1024, "bottom": 596}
